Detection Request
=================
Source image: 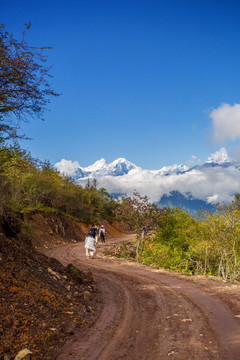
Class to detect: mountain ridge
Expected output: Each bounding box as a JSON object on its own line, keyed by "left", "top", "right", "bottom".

{"left": 55, "top": 148, "right": 240, "bottom": 210}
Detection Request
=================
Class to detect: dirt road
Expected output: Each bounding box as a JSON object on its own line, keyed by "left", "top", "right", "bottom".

{"left": 47, "top": 235, "right": 240, "bottom": 360}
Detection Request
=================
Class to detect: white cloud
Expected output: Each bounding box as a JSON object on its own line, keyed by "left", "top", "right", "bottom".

{"left": 210, "top": 103, "right": 240, "bottom": 143}
{"left": 58, "top": 148, "right": 240, "bottom": 206}
{"left": 188, "top": 154, "right": 201, "bottom": 165}
{"left": 77, "top": 164, "right": 239, "bottom": 205}
{"left": 206, "top": 194, "right": 219, "bottom": 204}
{"left": 55, "top": 159, "right": 80, "bottom": 176}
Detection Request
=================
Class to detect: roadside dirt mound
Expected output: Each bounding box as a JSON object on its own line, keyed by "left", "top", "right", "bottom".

{"left": 0, "top": 212, "right": 126, "bottom": 360}
{"left": 24, "top": 212, "right": 124, "bottom": 249}
{"left": 0, "top": 212, "right": 125, "bottom": 359}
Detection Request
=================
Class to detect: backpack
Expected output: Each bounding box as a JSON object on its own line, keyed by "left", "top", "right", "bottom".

{"left": 90, "top": 228, "right": 95, "bottom": 237}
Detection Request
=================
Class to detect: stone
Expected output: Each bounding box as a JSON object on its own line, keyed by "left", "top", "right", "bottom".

{"left": 83, "top": 291, "right": 92, "bottom": 301}
{"left": 14, "top": 348, "right": 33, "bottom": 360}
{"left": 62, "top": 321, "right": 76, "bottom": 334}
{"left": 48, "top": 267, "right": 60, "bottom": 279}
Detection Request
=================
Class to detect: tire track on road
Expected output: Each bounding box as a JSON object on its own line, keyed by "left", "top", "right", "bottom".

{"left": 46, "top": 241, "right": 240, "bottom": 359}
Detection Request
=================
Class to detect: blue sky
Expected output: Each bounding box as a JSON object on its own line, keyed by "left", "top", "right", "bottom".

{"left": 2, "top": 0, "right": 240, "bottom": 169}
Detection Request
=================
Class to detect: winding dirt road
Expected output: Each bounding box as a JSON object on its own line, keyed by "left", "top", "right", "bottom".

{"left": 47, "top": 235, "right": 240, "bottom": 360}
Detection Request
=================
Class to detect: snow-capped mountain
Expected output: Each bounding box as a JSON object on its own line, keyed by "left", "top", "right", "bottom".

{"left": 150, "top": 164, "right": 189, "bottom": 176}
{"left": 190, "top": 147, "right": 234, "bottom": 173}
{"left": 55, "top": 148, "right": 240, "bottom": 210}
{"left": 207, "top": 147, "right": 232, "bottom": 164}
{"left": 55, "top": 157, "right": 140, "bottom": 179}
{"left": 81, "top": 158, "right": 140, "bottom": 177}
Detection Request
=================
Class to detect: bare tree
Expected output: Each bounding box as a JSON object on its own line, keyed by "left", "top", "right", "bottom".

{"left": 0, "top": 23, "right": 59, "bottom": 142}
{"left": 116, "top": 191, "right": 161, "bottom": 257}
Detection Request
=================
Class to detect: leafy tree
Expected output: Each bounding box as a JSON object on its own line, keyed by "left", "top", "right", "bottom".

{"left": 0, "top": 23, "right": 59, "bottom": 142}
{"left": 138, "top": 202, "right": 240, "bottom": 280}
{"left": 116, "top": 191, "right": 161, "bottom": 256}
{"left": 141, "top": 207, "right": 198, "bottom": 270}
{"left": 197, "top": 204, "right": 240, "bottom": 280}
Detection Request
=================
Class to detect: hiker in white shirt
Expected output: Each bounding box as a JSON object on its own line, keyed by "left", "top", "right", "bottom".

{"left": 84, "top": 232, "right": 96, "bottom": 258}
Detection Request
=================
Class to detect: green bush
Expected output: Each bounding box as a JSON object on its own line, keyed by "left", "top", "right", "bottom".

{"left": 141, "top": 208, "right": 196, "bottom": 270}
{"left": 140, "top": 205, "right": 240, "bottom": 280}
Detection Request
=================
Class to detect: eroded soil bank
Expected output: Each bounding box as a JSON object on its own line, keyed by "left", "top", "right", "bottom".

{"left": 0, "top": 212, "right": 124, "bottom": 360}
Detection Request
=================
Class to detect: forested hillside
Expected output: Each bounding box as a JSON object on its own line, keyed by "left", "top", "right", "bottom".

{"left": 0, "top": 144, "right": 117, "bottom": 225}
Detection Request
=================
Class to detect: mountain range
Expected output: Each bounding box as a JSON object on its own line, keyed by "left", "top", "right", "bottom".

{"left": 55, "top": 148, "right": 240, "bottom": 211}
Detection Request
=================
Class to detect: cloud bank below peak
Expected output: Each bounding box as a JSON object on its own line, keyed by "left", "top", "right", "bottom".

{"left": 55, "top": 148, "right": 240, "bottom": 206}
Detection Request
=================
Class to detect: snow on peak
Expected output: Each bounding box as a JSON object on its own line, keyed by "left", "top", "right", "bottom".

{"left": 111, "top": 157, "right": 138, "bottom": 170}
{"left": 107, "top": 158, "right": 140, "bottom": 176}
{"left": 113, "top": 157, "right": 128, "bottom": 163}
{"left": 83, "top": 158, "right": 106, "bottom": 172}
{"left": 55, "top": 151, "right": 240, "bottom": 208}
{"left": 153, "top": 164, "right": 189, "bottom": 176}
{"left": 207, "top": 147, "right": 232, "bottom": 164}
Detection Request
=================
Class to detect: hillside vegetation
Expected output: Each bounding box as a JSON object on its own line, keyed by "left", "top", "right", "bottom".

{"left": 0, "top": 144, "right": 117, "bottom": 226}
{"left": 110, "top": 192, "right": 240, "bottom": 282}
